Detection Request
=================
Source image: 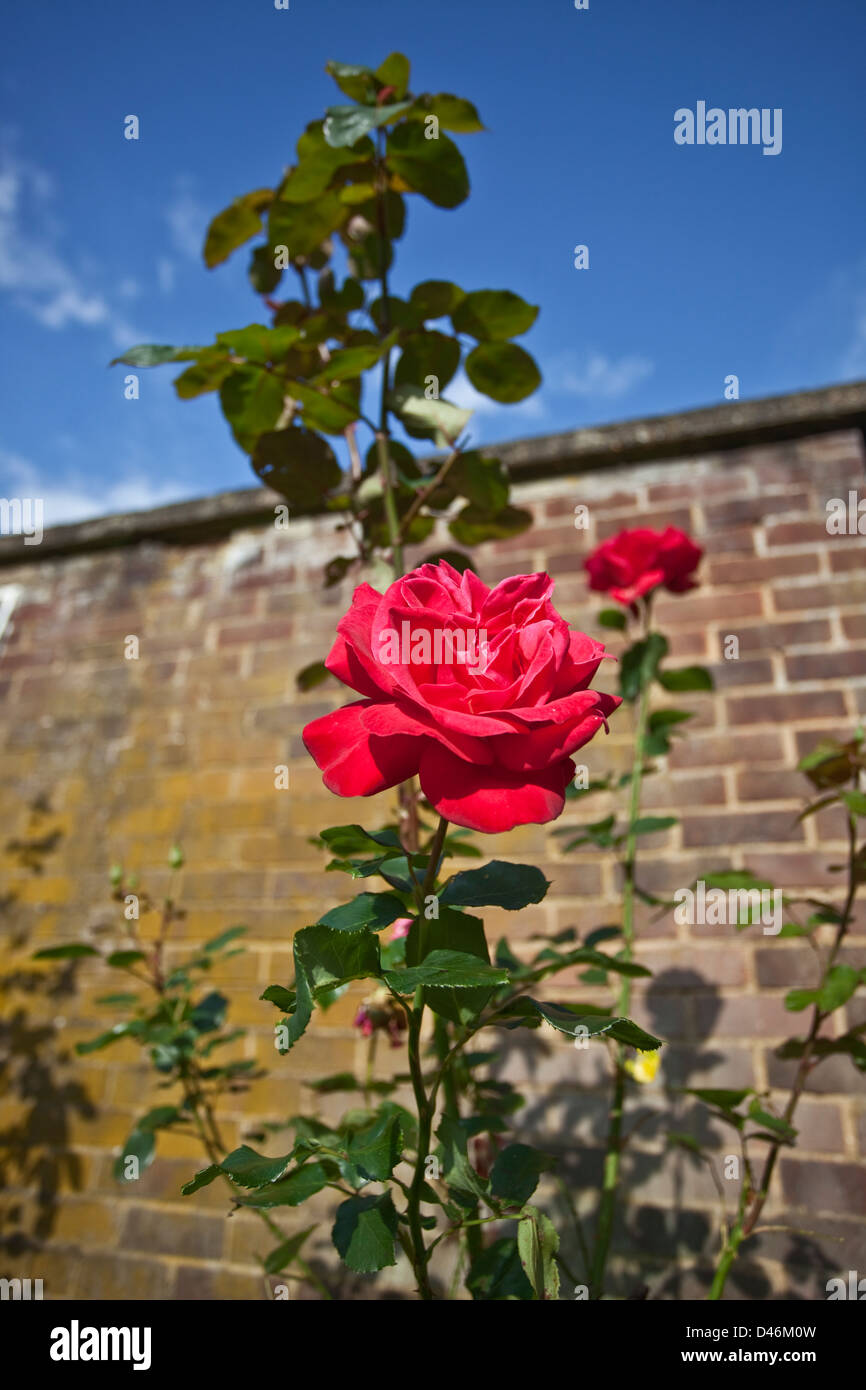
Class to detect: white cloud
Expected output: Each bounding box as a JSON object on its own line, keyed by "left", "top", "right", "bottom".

{"left": 0, "top": 143, "right": 149, "bottom": 347}
{"left": 157, "top": 257, "right": 176, "bottom": 294}
{"left": 164, "top": 179, "right": 208, "bottom": 259}
{"left": 446, "top": 371, "right": 546, "bottom": 421}
{"left": 546, "top": 349, "right": 654, "bottom": 400}
{"left": 0, "top": 447, "right": 189, "bottom": 528}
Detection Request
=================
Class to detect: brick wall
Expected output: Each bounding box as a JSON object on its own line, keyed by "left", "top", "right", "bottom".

{"left": 1, "top": 409, "right": 865, "bottom": 1300}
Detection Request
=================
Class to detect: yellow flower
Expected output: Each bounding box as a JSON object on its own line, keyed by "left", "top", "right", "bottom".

{"left": 624, "top": 1049, "right": 660, "bottom": 1084}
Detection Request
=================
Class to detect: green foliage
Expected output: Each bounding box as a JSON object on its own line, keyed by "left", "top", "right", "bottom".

{"left": 108, "top": 50, "right": 541, "bottom": 604}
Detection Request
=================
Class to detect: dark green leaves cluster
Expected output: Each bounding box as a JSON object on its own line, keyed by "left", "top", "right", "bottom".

{"left": 109, "top": 51, "right": 542, "bottom": 583}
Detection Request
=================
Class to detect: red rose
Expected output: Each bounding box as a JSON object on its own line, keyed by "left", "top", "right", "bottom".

{"left": 584, "top": 526, "right": 702, "bottom": 606}
{"left": 302, "top": 561, "right": 619, "bottom": 834}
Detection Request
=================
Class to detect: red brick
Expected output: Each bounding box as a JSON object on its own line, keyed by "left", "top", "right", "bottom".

{"left": 726, "top": 691, "right": 846, "bottom": 724}
{"left": 669, "top": 730, "right": 785, "bottom": 768}
{"left": 785, "top": 650, "right": 866, "bottom": 682}
{"left": 707, "top": 553, "right": 818, "bottom": 586}
{"left": 780, "top": 1158, "right": 866, "bottom": 1215}
{"left": 682, "top": 810, "right": 801, "bottom": 848}
{"left": 842, "top": 615, "right": 866, "bottom": 641}
{"left": 654, "top": 591, "right": 764, "bottom": 625}
{"left": 733, "top": 619, "right": 832, "bottom": 653}
{"left": 705, "top": 493, "right": 810, "bottom": 527}
{"left": 736, "top": 768, "right": 805, "bottom": 801}
{"left": 772, "top": 577, "right": 866, "bottom": 612}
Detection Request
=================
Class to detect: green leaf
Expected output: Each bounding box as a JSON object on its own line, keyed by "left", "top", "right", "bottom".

{"left": 620, "top": 632, "right": 668, "bottom": 701}
{"left": 286, "top": 379, "right": 361, "bottom": 435}
{"left": 325, "top": 61, "right": 380, "bottom": 104}
{"left": 817, "top": 963, "right": 860, "bottom": 1012}
{"left": 312, "top": 341, "right": 391, "bottom": 383}
{"left": 650, "top": 709, "right": 695, "bottom": 731}
{"left": 251, "top": 427, "right": 341, "bottom": 506}
{"left": 452, "top": 289, "right": 538, "bottom": 341}
{"left": 318, "top": 892, "right": 407, "bottom": 933}
{"left": 490, "top": 1143, "right": 553, "bottom": 1207}
{"left": 318, "top": 824, "right": 404, "bottom": 856}
{"left": 219, "top": 366, "right": 285, "bottom": 453}
{"left": 408, "top": 907, "right": 493, "bottom": 1025}
{"left": 75, "top": 1022, "right": 138, "bottom": 1054}
{"left": 747, "top": 1100, "right": 797, "bottom": 1144}
{"left": 447, "top": 452, "right": 509, "bottom": 511}
{"left": 190, "top": 991, "right": 228, "bottom": 1033}
{"left": 436, "top": 1114, "right": 488, "bottom": 1206}
{"left": 597, "top": 607, "right": 626, "bottom": 630}
{"left": 239, "top": 1162, "right": 329, "bottom": 1208}
{"left": 408, "top": 93, "right": 485, "bottom": 133}
{"left": 440, "top": 861, "right": 550, "bottom": 911}
{"left": 296, "top": 659, "right": 331, "bottom": 692}
{"left": 448, "top": 503, "right": 533, "bottom": 546}
{"left": 394, "top": 330, "right": 461, "bottom": 393}
{"left": 106, "top": 950, "right": 146, "bottom": 969}
{"left": 260, "top": 983, "right": 296, "bottom": 1012}
{"left": 332, "top": 1192, "right": 399, "bottom": 1273}
{"left": 203, "top": 188, "right": 274, "bottom": 268}
{"left": 785, "top": 988, "right": 818, "bottom": 1012}
{"left": 248, "top": 244, "right": 283, "bottom": 295}
{"left": 346, "top": 1109, "right": 403, "bottom": 1182}
{"left": 181, "top": 1164, "right": 222, "bottom": 1196}
{"left": 467, "top": 1237, "right": 534, "bottom": 1300}
{"left": 465, "top": 341, "right": 541, "bottom": 403}
{"left": 136, "top": 1106, "right": 179, "bottom": 1131}
{"left": 173, "top": 352, "right": 235, "bottom": 399}
{"left": 386, "top": 123, "right": 469, "bottom": 209}
{"left": 216, "top": 323, "right": 300, "bottom": 362}
{"left": 684, "top": 1087, "right": 753, "bottom": 1111}
{"left": 204, "top": 925, "right": 248, "bottom": 953}
{"left": 383, "top": 949, "right": 508, "bottom": 993}
{"left": 219, "top": 1145, "right": 292, "bottom": 1188}
{"left": 267, "top": 191, "right": 347, "bottom": 261}
{"left": 632, "top": 817, "right": 678, "bottom": 836}
{"left": 279, "top": 120, "right": 372, "bottom": 202}
{"left": 323, "top": 101, "right": 412, "bottom": 149}
{"left": 294, "top": 924, "right": 382, "bottom": 995}
{"left": 388, "top": 384, "right": 471, "bottom": 446}
{"left": 263, "top": 1226, "right": 316, "bottom": 1275}
{"left": 114, "top": 1128, "right": 156, "bottom": 1180}
{"left": 529, "top": 1000, "right": 662, "bottom": 1051}
{"left": 109, "top": 343, "right": 202, "bottom": 368}
{"left": 376, "top": 52, "right": 411, "bottom": 99}
{"left": 34, "top": 943, "right": 100, "bottom": 960}
{"left": 841, "top": 790, "right": 866, "bottom": 816}
{"left": 657, "top": 665, "right": 714, "bottom": 693}
{"left": 517, "top": 1206, "right": 559, "bottom": 1300}
{"left": 409, "top": 279, "right": 465, "bottom": 319}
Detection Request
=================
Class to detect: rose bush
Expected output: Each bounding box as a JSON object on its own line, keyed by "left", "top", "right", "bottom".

{"left": 584, "top": 525, "right": 702, "bottom": 607}
{"left": 303, "top": 561, "right": 620, "bottom": 833}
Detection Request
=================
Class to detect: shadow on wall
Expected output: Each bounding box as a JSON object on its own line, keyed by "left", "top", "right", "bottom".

{"left": 0, "top": 798, "right": 96, "bottom": 1265}
{"left": 491, "top": 967, "right": 847, "bottom": 1300}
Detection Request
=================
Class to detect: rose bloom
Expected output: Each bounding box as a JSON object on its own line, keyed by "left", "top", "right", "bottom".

{"left": 584, "top": 526, "right": 702, "bottom": 607}
{"left": 303, "top": 561, "right": 619, "bottom": 834}
{"left": 354, "top": 988, "right": 407, "bottom": 1046}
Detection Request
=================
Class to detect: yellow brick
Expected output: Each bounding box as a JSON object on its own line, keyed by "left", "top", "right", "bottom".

{"left": 13, "top": 876, "right": 72, "bottom": 905}
{"left": 52, "top": 1198, "right": 119, "bottom": 1246}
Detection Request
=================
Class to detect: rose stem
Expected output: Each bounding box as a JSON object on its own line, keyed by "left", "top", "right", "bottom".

{"left": 589, "top": 598, "right": 653, "bottom": 1298}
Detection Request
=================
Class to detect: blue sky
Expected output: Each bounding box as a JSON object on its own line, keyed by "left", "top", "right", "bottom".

{"left": 2, "top": 0, "right": 864, "bottom": 526}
